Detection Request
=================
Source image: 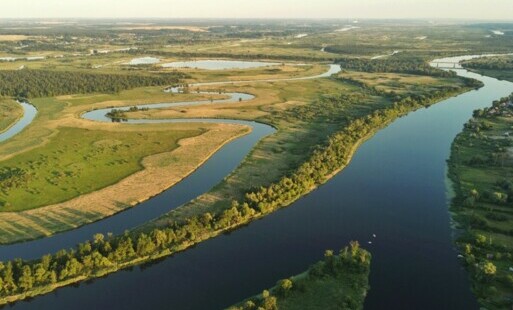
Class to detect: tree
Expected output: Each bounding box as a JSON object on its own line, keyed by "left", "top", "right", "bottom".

{"left": 2, "top": 262, "right": 17, "bottom": 293}
{"left": 475, "top": 234, "right": 487, "bottom": 245}
{"left": 261, "top": 296, "right": 278, "bottom": 310}
{"left": 477, "top": 261, "right": 497, "bottom": 282}
{"left": 482, "top": 261, "right": 497, "bottom": 276}
{"left": 350, "top": 241, "right": 360, "bottom": 257}
{"left": 136, "top": 233, "right": 156, "bottom": 256}
{"left": 244, "top": 300, "right": 256, "bottom": 309}
{"left": 261, "top": 290, "right": 270, "bottom": 299}
{"left": 277, "top": 278, "right": 293, "bottom": 296}
{"left": 18, "top": 265, "right": 33, "bottom": 291}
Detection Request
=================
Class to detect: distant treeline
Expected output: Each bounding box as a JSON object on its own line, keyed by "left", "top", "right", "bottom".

{"left": 0, "top": 70, "right": 187, "bottom": 98}
{"left": 337, "top": 56, "right": 455, "bottom": 77}
{"left": 133, "top": 49, "right": 333, "bottom": 62}
{"left": 462, "top": 56, "right": 513, "bottom": 71}
{"left": 325, "top": 45, "right": 401, "bottom": 56}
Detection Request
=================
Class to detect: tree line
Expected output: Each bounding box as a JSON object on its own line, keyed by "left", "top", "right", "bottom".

{"left": 132, "top": 49, "right": 333, "bottom": 62}
{"left": 0, "top": 70, "right": 187, "bottom": 98}
{"left": 462, "top": 56, "right": 513, "bottom": 71}
{"left": 336, "top": 56, "right": 456, "bottom": 77}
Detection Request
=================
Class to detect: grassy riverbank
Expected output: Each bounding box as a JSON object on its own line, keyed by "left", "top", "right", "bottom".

{"left": 448, "top": 93, "right": 513, "bottom": 309}
{"left": 0, "top": 99, "right": 23, "bottom": 134}
{"left": 227, "top": 242, "right": 371, "bottom": 310}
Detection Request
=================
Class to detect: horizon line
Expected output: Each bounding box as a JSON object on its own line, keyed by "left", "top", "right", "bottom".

{"left": 0, "top": 17, "right": 512, "bottom": 22}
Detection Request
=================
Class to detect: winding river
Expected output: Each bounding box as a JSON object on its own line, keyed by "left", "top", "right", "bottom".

{"left": 2, "top": 57, "right": 513, "bottom": 309}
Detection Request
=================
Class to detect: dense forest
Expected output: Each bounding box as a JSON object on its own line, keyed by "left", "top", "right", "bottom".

{"left": 228, "top": 242, "right": 371, "bottom": 310}
{"left": 336, "top": 56, "right": 455, "bottom": 77}
{"left": 462, "top": 56, "right": 513, "bottom": 71}
{"left": 0, "top": 70, "right": 187, "bottom": 98}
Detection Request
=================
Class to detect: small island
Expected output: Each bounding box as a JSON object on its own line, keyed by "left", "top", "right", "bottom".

{"left": 228, "top": 242, "right": 371, "bottom": 310}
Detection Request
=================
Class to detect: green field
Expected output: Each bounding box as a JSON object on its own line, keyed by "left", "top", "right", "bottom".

{"left": 228, "top": 243, "right": 371, "bottom": 310}
{"left": 0, "top": 126, "right": 201, "bottom": 211}
{"left": 448, "top": 94, "right": 513, "bottom": 309}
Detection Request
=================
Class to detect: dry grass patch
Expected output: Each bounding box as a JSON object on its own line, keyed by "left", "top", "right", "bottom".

{"left": 0, "top": 35, "right": 30, "bottom": 41}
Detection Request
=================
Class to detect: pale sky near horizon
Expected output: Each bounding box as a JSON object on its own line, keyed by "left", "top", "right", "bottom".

{"left": 1, "top": 0, "right": 512, "bottom": 20}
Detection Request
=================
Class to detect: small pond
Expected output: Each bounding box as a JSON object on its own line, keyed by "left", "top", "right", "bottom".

{"left": 161, "top": 59, "right": 279, "bottom": 70}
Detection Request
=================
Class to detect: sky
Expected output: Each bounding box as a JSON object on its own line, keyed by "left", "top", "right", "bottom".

{"left": 1, "top": 0, "right": 512, "bottom": 20}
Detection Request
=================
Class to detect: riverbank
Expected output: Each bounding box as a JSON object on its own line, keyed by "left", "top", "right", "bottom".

{"left": 461, "top": 54, "right": 513, "bottom": 82}
{"left": 0, "top": 99, "right": 24, "bottom": 134}
{"left": 227, "top": 243, "right": 371, "bottom": 310}
{"left": 448, "top": 93, "right": 513, "bottom": 309}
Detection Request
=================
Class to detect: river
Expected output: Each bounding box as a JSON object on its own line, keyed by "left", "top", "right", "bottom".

{"left": 3, "top": 57, "right": 513, "bottom": 309}
{"left": 0, "top": 102, "right": 37, "bottom": 143}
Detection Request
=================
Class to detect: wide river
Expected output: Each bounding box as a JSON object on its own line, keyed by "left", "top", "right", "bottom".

{"left": 3, "top": 57, "right": 513, "bottom": 309}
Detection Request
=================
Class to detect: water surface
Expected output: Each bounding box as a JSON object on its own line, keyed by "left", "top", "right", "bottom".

{"left": 0, "top": 102, "right": 37, "bottom": 143}
{"left": 161, "top": 60, "right": 278, "bottom": 70}
{"left": 127, "top": 57, "right": 160, "bottom": 65}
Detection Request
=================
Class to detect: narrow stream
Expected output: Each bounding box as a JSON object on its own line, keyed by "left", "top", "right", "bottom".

{"left": 2, "top": 58, "right": 513, "bottom": 309}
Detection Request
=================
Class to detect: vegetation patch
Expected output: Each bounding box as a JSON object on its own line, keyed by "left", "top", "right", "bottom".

{"left": 462, "top": 55, "right": 513, "bottom": 83}
{"left": 448, "top": 93, "right": 513, "bottom": 309}
{"left": 0, "top": 69, "right": 187, "bottom": 98}
{"left": 0, "top": 127, "right": 201, "bottom": 211}
{"left": 228, "top": 242, "right": 371, "bottom": 310}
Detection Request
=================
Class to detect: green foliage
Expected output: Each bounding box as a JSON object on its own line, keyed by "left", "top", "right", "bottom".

{"left": 0, "top": 127, "right": 200, "bottom": 211}
{"left": 448, "top": 92, "right": 513, "bottom": 309}
{"left": 337, "top": 55, "right": 455, "bottom": 77}
{"left": 0, "top": 167, "right": 30, "bottom": 192}
{"left": 0, "top": 69, "right": 187, "bottom": 98}
{"left": 229, "top": 244, "right": 371, "bottom": 310}
{"left": 462, "top": 56, "right": 513, "bottom": 71}
{"left": 240, "top": 86, "right": 464, "bottom": 216}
